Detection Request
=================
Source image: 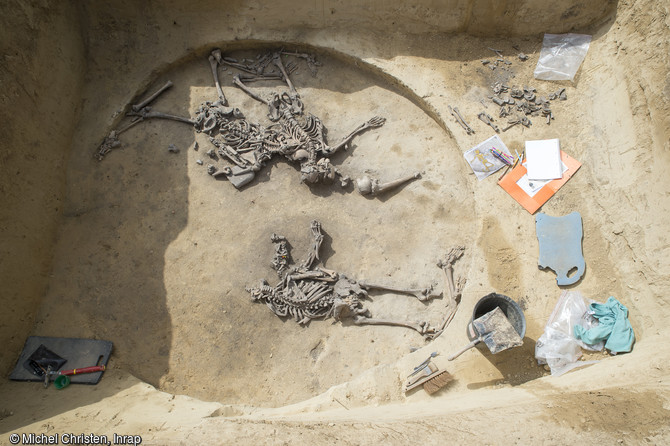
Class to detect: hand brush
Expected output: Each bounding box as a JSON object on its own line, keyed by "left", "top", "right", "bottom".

{"left": 422, "top": 368, "right": 454, "bottom": 394}
{"left": 404, "top": 354, "right": 454, "bottom": 394}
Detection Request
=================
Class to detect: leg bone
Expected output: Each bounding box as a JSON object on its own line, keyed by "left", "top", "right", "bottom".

{"left": 127, "top": 108, "right": 195, "bottom": 125}
{"left": 272, "top": 52, "right": 297, "bottom": 96}
{"left": 232, "top": 74, "right": 270, "bottom": 105}
{"left": 132, "top": 81, "right": 173, "bottom": 112}
{"left": 356, "top": 172, "right": 421, "bottom": 196}
{"left": 209, "top": 52, "right": 226, "bottom": 104}
{"left": 429, "top": 246, "right": 466, "bottom": 340}
{"left": 358, "top": 280, "right": 440, "bottom": 302}
{"left": 352, "top": 315, "right": 436, "bottom": 338}
{"left": 437, "top": 246, "right": 465, "bottom": 304}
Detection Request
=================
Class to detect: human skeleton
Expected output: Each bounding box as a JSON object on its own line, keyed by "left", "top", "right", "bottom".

{"left": 98, "top": 49, "right": 386, "bottom": 190}
{"left": 246, "top": 220, "right": 465, "bottom": 339}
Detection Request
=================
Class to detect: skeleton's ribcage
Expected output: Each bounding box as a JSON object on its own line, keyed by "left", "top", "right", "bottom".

{"left": 268, "top": 279, "right": 333, "bottom": 322}
{"left": 280, "top": 112, "right": 325, "bottom": 153}
{"left": 218, "top": 119, "right": 266, "bottom": 153}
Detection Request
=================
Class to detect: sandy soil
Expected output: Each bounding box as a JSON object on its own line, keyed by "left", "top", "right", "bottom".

{"left": 1, "top": 0, "right": 669, "bottom": 444}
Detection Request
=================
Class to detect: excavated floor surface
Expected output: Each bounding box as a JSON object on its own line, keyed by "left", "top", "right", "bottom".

{"left": 29, "top": 31, "right": 665, "bottom": 407}
{"left": 37, "top": 46, "right": 478, "bottom": 407}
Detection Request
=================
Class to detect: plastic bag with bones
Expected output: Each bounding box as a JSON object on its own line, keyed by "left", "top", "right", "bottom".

{"left": 246, "top": 220, "right": 466, "bottom": 339}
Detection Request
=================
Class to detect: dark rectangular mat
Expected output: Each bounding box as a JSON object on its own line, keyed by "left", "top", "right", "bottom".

{"left": 9, "top": 336, "right": 113, "bottom": 385}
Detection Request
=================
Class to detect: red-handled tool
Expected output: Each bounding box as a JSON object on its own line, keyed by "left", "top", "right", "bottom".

{"left": 59, "top": 365, "right": 106, "bottom": 376}
{"left": 44, "top": 365, "right": 107, "bottom": 389}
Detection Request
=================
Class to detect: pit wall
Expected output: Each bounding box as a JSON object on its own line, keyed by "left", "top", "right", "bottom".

{"left": 0, "top": 0, "right": 85, "bottom": 374}
{"left": 0, "top": 0, "right": 616, "bottom": 375}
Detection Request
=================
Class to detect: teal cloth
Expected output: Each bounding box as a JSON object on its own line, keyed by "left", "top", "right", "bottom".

{"left": 573, "top": 296, "right": 635, "bottom": 353}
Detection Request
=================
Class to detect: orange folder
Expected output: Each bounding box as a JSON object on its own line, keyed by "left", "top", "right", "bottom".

{"left": 498, "top": 151, "right": 581, "bottom": 214}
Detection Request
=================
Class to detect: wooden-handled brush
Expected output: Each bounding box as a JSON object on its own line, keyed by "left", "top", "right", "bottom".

{"left": 404, "top": 353, "right": 453, "bottom": 395}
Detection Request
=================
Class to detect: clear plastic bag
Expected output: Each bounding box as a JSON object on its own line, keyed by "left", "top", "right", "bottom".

{"left": 534, "top": 33, "right": 592, "bottom": 81}
{"left": 535, "top": 290, "right": 603, "bottom": 376}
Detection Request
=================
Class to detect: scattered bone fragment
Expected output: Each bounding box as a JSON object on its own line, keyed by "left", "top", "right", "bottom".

{"left": 207, "top": 164, "right": 217, "bottom": 175}
{"left": 492, "top": 83, "right": 509, "bottom": 95}
{"left": 523, "top": 86, "right": 536, "bottom": 102}
{"left": 448, "top": 106, "right": 475, "bottom": 135}
{"left": 356, "top": 172, "right": 421, "bottom": 196}
{"left": 477, "top": 111, "right": 500, "bottom": 133}
{"left": 502, "top": 118, "right": 520, "bottom": 132}
{"left": 492, "top": 96, "right": 506, "bottom": 106}
{"left": 481, "top": 59, "right": 490, "bottom": 65}
{"left": 510, "top": 88, "right": 524, "bottom": 99}
{"left": 549, "top": 88, "right": 567, "bottom": 101}
{"left": 246, "top": 221, "right": 449, "bottom": 338}
{"left": 167, "top": 144, "right": 179, "bottom": 153}
{"left": 499, "top": 106, "right": 512, "bottom": 118}
{"left": 488, "top": 47, "right": 503, "bottom": 58}
{"left": 491, "top": 79, "right": 561, "bottom": 128}
{"left": 193, "top": 141, "right": 199, "bottom": 151}
{"left": 543, "top": 108, "right": 555, "bottom": 124}
{"left": 518, "top": 53, "right": 529, "bottom": 61}
{"left": 196, "top": 159, "right": 203, "bottom": 165}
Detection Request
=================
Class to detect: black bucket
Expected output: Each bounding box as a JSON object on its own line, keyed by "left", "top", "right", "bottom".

{"left": 466, "top": 293, "right": 526, "bottom": 342}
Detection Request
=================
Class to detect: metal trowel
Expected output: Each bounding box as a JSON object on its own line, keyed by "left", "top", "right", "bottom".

{"left": 447, "top": 307, "right": 523, "bottom": 360}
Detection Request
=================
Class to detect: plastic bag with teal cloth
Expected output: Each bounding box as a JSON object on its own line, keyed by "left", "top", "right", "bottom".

{"left": 573, "top": 296, "right": 635, "bottom": 353}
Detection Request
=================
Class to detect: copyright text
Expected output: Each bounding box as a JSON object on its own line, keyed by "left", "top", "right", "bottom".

{"left": 8, "top": 432, "right": 142, "bottom": 445}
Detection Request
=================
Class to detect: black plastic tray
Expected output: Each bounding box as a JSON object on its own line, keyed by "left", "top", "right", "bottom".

{"left": 9, "top": 336, "right": 112, "bottom": 385}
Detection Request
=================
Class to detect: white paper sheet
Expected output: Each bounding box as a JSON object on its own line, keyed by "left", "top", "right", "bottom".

{"left": 526, "top": 138, "right": 562, "bottom": 180}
